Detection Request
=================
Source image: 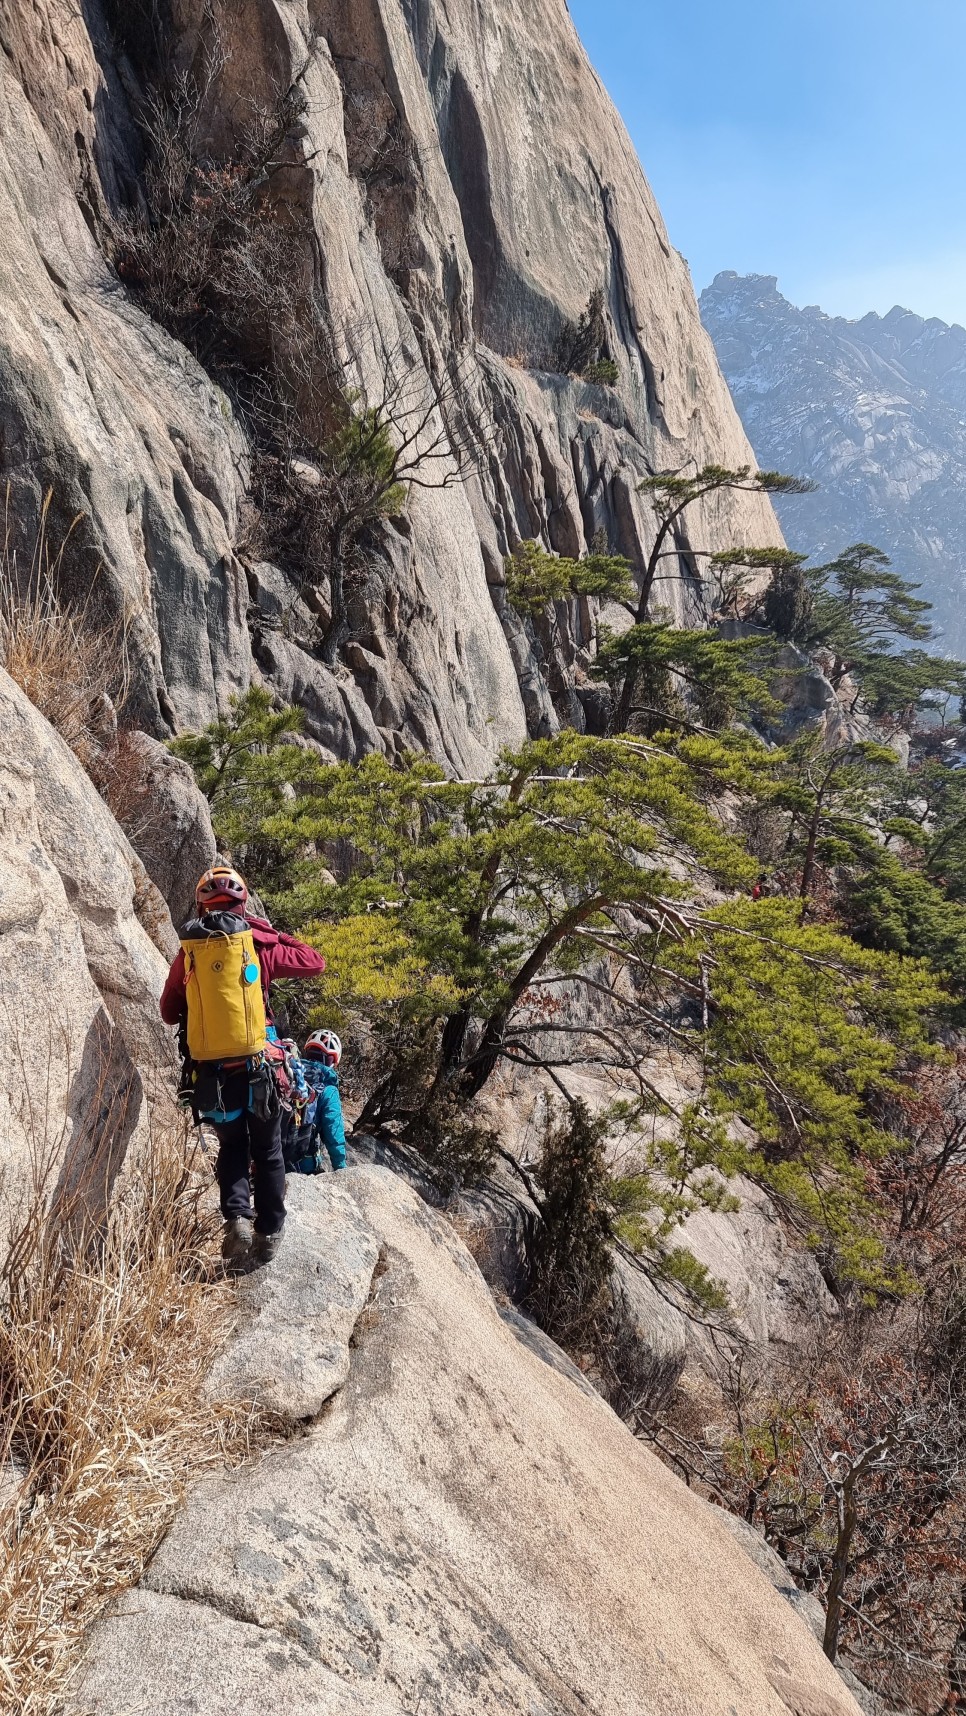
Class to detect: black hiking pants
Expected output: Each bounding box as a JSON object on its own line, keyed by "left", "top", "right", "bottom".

{"left": 210, "top": 1071, "right": 286, "bottom": 1235}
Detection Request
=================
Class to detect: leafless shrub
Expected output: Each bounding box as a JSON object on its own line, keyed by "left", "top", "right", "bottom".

{"left": 554, "top": 288, "right": 615, "bottom": 380}
{"left": 88, "top": 726, "right": 167, "bottom": 853}
{"left": 118, "top": 59, "right": 475, "bottom": 666}
{"left": 116, "top": 53, "right": 312, "bottom": 376}
{"left": 0, "top": 490, "right": 130, "bottom": 772}
{"left": 243, "top": 333, "right": 474, "bottom": 661}
{"left": 0, "top": 1122, "right": 252, "bottom": 1714}
{"left": 639, "top": 1323, "right": 966, "bottom": 1713}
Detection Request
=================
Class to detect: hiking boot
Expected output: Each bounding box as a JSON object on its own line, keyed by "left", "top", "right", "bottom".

{"left": 222, "top": 1217, "right": 254, "bottom": 1268}
{"left": 251, "top": 1225, "right": 285, "bottom": 1266}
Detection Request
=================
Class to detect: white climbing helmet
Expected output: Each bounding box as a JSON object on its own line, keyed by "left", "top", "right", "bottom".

{"left": 304, "top": 1028, "right": 343, "bottom": 1067}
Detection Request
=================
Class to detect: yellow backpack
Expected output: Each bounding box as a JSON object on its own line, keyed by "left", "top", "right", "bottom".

{"left": 181, "top": 914, "right": 267, "bottom": 1063}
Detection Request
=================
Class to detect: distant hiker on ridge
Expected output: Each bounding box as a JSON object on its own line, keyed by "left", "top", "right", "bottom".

{"left": 160, "top": 864, "right": 326, "bottom": 1268}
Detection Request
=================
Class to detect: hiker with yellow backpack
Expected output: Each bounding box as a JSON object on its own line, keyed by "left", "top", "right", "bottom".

{"left": 160, "top": 865, "right": 326, "bottom": 1267}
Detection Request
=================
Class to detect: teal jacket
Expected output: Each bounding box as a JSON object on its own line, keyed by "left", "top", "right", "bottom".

{"left": 306, "top": 1061, "right": 347, "bottom": 1170}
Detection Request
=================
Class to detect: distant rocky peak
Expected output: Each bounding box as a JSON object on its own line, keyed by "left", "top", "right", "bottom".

{"left": 700, "top": 272, "right": 966, "bottom": 654}
{"left": 702, "top": 271, "right": 782, "bottom": 317}
{"left": 707, "top": 270, "right": 780, "bottom": 296}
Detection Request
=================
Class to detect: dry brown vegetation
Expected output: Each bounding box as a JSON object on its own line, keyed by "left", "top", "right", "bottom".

{"left": 0, "top": 1127, "right": 251, "bottom": 1714}
{"left": 0, "top": 489, "right": 130, "bottom": 772}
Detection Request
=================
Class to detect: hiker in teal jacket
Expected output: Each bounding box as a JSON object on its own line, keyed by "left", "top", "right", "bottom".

{"left": 284, "top": 1029, "right": 348, "bottom": 1173}
{"left": 310, "top": 1062, "right": 348, "bottom": 1171}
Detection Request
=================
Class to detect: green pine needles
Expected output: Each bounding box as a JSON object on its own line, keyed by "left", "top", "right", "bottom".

{"left": 504, "top": 540, "right": 635, "bottom": 619}
{"left": 172, "top": 689, "right": 954, "bottom": 1297}
{"left": 674, "top": 897, "right": 942, "bottom": 1291}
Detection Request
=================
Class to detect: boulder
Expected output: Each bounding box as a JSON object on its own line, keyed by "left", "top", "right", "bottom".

{"left": 0, "top": 669, "right": 170, "bottom": 1235}
{"left": 607, "top": 1250, "right": 690, "bottom": 1412}
{"left": 672, "top": 1175, "right": 838, "bottom": 1370}
{"left": 208, "top": 1178, "right": 383, "bottom": 1424}
{"left": 113, "top": 733, "right": 217, "bottom": 927}
{"left": 73, "top": 1166, "right": 863, "bottom": 1716}
{"left": 0, "top": 672, "right": 172, "bottom": 1067}
{"left": 455, "top": 1178, "right": 540, "bottom": 1301}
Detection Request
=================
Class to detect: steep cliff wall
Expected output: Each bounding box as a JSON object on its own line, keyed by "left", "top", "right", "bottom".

{"left": 0, "top": 0, "right": 780, "bottom": 768}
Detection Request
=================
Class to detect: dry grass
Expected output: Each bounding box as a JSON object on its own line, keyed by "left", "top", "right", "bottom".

{"left": 0, "top": 1128, "right": 251, "bottom": 1714}
{"left": 0, "top": 489, "right": 130, "bottom": 771}
{"left": 94, "top": 729, "right": 165, "bottom": 852}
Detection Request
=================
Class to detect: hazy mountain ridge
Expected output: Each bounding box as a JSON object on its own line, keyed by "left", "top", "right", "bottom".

{"left": 700, "top": 271, "right": 966, "bottom": 652}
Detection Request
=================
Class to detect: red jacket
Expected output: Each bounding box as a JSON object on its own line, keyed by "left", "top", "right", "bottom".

{"left": 160, "top": 915, "right": 325, "bottom": 1025}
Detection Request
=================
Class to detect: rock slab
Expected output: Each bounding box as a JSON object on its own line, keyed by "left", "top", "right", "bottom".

{"left": 0, "top": 668, "right": 169, "bottom": 1236}
{"left": 208, "top": 1177, "right": 383, "bottom": 1424}
{"left": 73, "top": 1165, "right": 863, "bottom": 1716}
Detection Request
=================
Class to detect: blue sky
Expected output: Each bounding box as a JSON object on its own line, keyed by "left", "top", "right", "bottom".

{"left": 568, "top": 0, "right": 966, "bottom": 326}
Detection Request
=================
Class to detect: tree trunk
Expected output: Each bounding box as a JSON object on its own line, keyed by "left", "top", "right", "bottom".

{"left": 799, "top": 796, "right": 824, "bottom": 906}
{"left": 439, "top": 1007, "right": 473, "bottom": 1079}
{"left": 321, "top": 519, "right": 350, "bottom": 666}
{"left": 614, "top": 519, "right": 679, "bottom": 732}
{"left": 457, "top": 895, "right": 609, "bottom": 1101}
{"left": 356, "top": 1073, "right": 398, "bottom": 1132}
{"left": 614, "top": 657, "right": 639, "bottom": 735}
{"left": 822, "top": 1437, "right": 894, "bottom": 1665}
{"left": 432, "top": 767, "right": 532, "bottom": 1096}
{"left": 823, "top": 1482, "right": 857, "bottom": 1664}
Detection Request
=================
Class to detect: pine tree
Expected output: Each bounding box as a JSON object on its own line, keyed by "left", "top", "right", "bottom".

{"left": 615, "top": 464, "right": 813, "bottom": 728}
{"left": 769, "top": 733, "right": 900, "bottom": 905}
{"left": 175, "top": 699, "right": 948, "bottom": 1287}
{"left": 591, "top": 621, "right": 778, "bottom": 734}
{"left": 169, "top": 686, "right": 324, "bottom": 890}
{"left": 675, "top": 897, "right": 942, "bottom": 1289}
{"left": 504, "top": 539, "right": 635, "bottom": 619}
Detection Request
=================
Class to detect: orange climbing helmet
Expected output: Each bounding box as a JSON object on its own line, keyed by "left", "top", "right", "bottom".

{"left": 195, "top": 864, "right": 249, "bottom": 913}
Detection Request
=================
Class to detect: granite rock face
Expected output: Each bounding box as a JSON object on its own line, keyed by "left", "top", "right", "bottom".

{"left": 0, "top": 0, "right": 780, "bottom": 771}
{"left": 73, "top": 1166, "right": 863, "bottom": 1716}
{"left": 0, "top": 668, "right": 170, "bottom": 1234}
{"left": 0, "top": 2, "right": 250, "bottom": 736}
{"left": 113, "top": 732, "right": 217, "bottom": 926}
